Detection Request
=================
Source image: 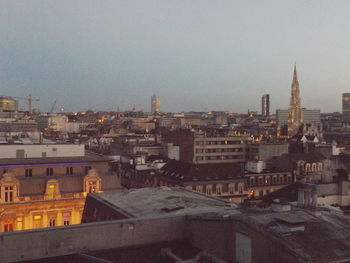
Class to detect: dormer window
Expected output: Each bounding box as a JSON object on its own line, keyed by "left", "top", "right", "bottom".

{"left": 84, "top": 169, "right": 101, "bottom": 194}
{"left": 45, "top": 179, "right": 60, "bottom": 200}
{"left": 1, "top": 172, "right": 19, "bottom": 203}
{"left": 5, "top": 186, "right": 14, "bottom": 202}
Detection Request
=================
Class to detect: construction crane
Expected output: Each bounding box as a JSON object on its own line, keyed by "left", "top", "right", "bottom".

{"left": 50, "top": 100, "right": 56, "bottom": 114}
{"left": 1, "top": 94, "right": 40, "bottom": 114}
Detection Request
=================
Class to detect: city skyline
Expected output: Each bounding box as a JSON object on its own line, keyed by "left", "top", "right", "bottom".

{"left": 1, "top": 1, "right": 350, "bottom": 112}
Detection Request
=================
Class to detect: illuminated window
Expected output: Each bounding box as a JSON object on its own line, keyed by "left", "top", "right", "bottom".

{"left": 4, "top": 218, "right": 13, "bottom": 232}
{"left": 63, "top": 212, "right": 71, "bottom": 226}
{"left": 48, "top": 184, "right": 55, "bottom": 199}
{"left": 88, "top": 181, "right": 97, "bottom": 193}
{"left": 25, "top": 168, "right": 32, "bottom": 177}
{"left": 4, "top": 186, "right": 14, "bottom": 202}
{"left": 46, "top": 168, "right": 53, "bottom": 176}
{"left": 16, "top": 217, "right": 23, "bottom": 230}
{"left": 265, "top": 176, "right": 270, "bottom": 185}
{"left": 33, "top": 215, "right": 42, "bottom": 228}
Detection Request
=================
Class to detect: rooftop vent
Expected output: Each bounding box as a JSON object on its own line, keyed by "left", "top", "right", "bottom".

{"left": 161, "top": 204, "right": 184, "bottom": 212}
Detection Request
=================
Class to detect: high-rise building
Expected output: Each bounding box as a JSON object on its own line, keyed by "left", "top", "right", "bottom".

{"left": 288, "top": 64, "right": 303, "bottom": 137}
{"left": 151, "top": 95, "right": 160, "bottom": 114}
{"left": 261, "top": 94, "right": 270, "bottom": 116}
{"left": 342, "top": 93, "right": 350, "bottom": 120}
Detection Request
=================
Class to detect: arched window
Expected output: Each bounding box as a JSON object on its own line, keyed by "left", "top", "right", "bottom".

{"left": 311, "top": 163, "right": 317, "bottom": 171}
{"left": 305, "top": 163, "right": 311, "bottom": 172}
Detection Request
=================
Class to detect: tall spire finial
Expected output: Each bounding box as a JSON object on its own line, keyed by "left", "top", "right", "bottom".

{"left": 293, "top": 62, "right": 298, "bottom": 83}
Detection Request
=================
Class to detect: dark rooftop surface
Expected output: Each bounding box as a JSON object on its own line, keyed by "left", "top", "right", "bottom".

{"left": 158, "top": 159, "right": 244, "bottom": 183}
{"left": 0, "top": 152, "right": 110, "bottom": 165}
{"left": 21, "top": 240, "right": 202, "bottom": 263}
{"left": 241, "top": 208, "right": 350, "bottom": 263}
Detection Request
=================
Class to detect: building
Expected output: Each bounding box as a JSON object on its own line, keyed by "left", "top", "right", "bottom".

{"left": 246, "top": 142, "right": 289, "bottom": 161}
{"left": 156, "top": 160, "right": 247, "bottom": 203}
{"left": 277, "top": 108, "right": 321, "bottom": 138}
{"left": 0, "top": 143, "right": 121, "bottom": 232}
{"left": 343, "top": 93, "right": 350, "bottom": 120}
{"left": 288, "top": 64, "right": 303, "bottom": 137}
{"left": 163, "top": 129, "right": 252, "bottom": 164}
{"left": 261, "top": 94, "right": 270, "bottom": 116}
{"left": 5, "top": 187, "right": 350, "bottom": 263}
{"left": 151, "top": 94, "right": 160, "bottom": 114}
{"left": 0, "top": 97, "right": 19, "bottom": 112}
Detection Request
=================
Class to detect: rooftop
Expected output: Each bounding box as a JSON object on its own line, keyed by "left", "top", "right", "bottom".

{"left": 89, "top": 187, "right": 239, "bottom": 218}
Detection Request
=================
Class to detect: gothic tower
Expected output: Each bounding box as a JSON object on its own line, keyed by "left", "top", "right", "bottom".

{"left": 288, "top": 63, "right": 303, "bottom": 137}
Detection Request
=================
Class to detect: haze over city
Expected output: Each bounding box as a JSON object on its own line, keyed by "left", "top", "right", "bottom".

{"left": 1, "top": 0, "right": 350, "bottom": 112}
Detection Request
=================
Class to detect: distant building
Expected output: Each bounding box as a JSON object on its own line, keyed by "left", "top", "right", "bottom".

{"left": 342, "top": 93, "right": 350, "bottom": 120}
{"left": 0, "top": 97, "right": 18, "bottom": 112}
{"left": 277, "top": 108, "right": 321, "bottom": 138}
{"left": 151, "top": 94, "right": 160, "bottom": 114}
{"left": 261, "top": 94, "right": 270, "bottom": 116}
{"left": 163, "top": 129, "right": 252, "bottom": 164}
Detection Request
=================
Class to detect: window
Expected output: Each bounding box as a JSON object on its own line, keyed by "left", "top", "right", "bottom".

{"left": 33, "top": 215, "right": 42, "bottom": 229}
{"left": 5, "top": 186, "right": 14, "bottom": 202}
{"left": 238, "top": 184, "right": 243, "bottom": 194}
{"left": 272, "top": 176, "right": 277, "bottom": 184}
{"left": 216, "top": 185, "right": 222, "bottom": 195}
{"left": 88, "top": 181, "right": 97, "bottom": 193}
{"left": 46, "top": 168, "right": 53, "bottom": 176}
{"left": 48, "top": 184, "right": 55, "bottom": 199}
{"left": 229, "top": 184, "right": 234, "bottom": 194}
{"left": 206, "top": 187, "right": 212, "bottom": 195}
{"left": 250, "top": 177, "right": 255, "bottom": 186}
{"left": 25, "top": 168, "right": 32, "bottom": 177}
{"left": 265, "top": 176, "right": 270, "bottom": 185}
{"left": 16, "top": 217, "right": 23, "bottom": 230}
{"left": 258, "top": 177, "right": 263, "bottom": 186}
{"left": 4, "top": 218, "right": 13, "bottom": 232}
{"left": 49, "top": 218, "right": 56, "bottom": 227}
{"left": 279, "top": 176, "right": 284, "bottom": 184}
{"left": 63, "top": 212, "right": 71, "bottom": 226}
{"left": 85, "top": 166, "right": 92, "bottom": 174}
{"left": 66, "top": 167, "right": 73, "bottom": 175}
{"left": 259, "top": 190, "right": 264, "bottom": 197}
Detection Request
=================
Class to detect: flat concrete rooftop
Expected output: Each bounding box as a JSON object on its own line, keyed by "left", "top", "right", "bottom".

{"left": 90, "top": 187, "right": 240, "bottom": 218}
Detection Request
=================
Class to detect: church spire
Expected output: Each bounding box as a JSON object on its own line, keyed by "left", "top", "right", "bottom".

{"left": 288, "top": 63, "right": 303, "bottom": 137}
{"left": 292, "top": 62, "right": 298, "bottom": 84}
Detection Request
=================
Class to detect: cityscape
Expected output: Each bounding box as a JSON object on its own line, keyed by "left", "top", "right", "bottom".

{"left": 2, "top": 1, "right": 350, "bottom": 263}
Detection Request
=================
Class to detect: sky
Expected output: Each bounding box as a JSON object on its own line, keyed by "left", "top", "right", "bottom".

{"left": 1, "top": 1, "right": 350, "bottom": 113}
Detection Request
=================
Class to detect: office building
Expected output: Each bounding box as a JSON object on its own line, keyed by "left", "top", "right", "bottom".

{"left": 163, "top": 129, "right": 252, "bottom": 164}
{"left": 151, "top": 94, "right": 160, "bottom": 114}
{"left": 261, "top": 94, "right": 270, "bottom": 116}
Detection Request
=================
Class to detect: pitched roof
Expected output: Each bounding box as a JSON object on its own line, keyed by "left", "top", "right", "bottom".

{"left": 158, "top": 160, "right": 244, "bottom": 183}
{"left": 272, "top": 152, "right": 326, "bottom": 172}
